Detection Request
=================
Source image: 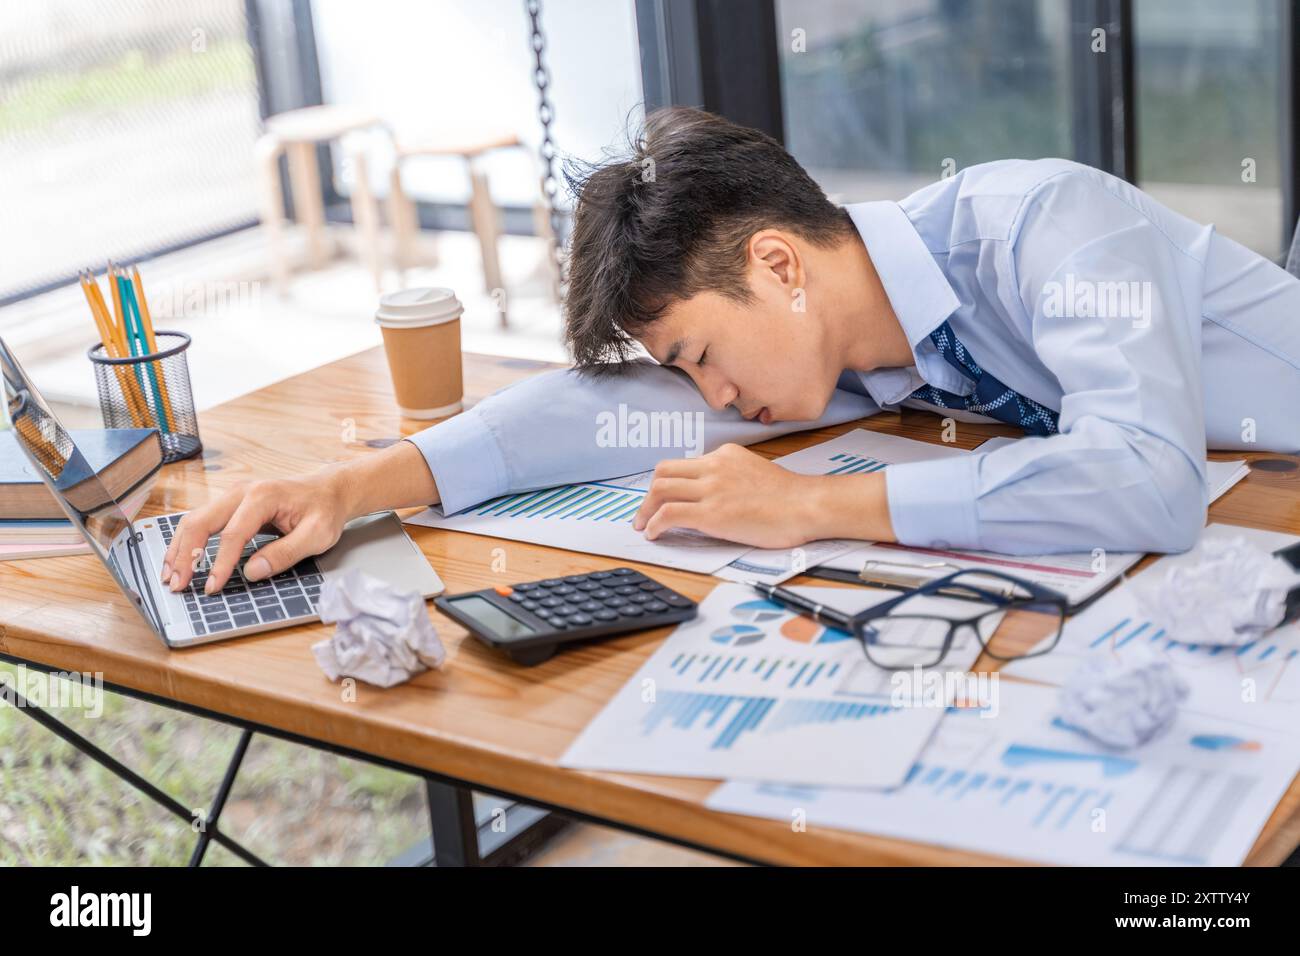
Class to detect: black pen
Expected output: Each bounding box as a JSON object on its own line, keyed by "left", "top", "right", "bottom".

{"left": 745, "top": 579, "right": 856, "bottom": 630}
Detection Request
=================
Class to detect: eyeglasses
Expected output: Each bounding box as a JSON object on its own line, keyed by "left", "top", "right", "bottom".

{"left": 847, "top": 569, "right": 1068, "bottom": 670}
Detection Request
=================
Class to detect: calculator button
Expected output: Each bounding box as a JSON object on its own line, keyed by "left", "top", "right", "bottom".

{"left": 611, "top": 568, "right": 635, "bottom": 576}
{"left": 550, "top": 618, "right": 569, "bottom": 629}
{"left": 617, "top": 604, "right": 644, "bottom": 617}
{"left": 575, "top": 581, "right": 601, "bottom": 591}
{"left": 643, "top": 600, "right": 668, "bottom": 612}
{"left": 563, "top": 575, "right": 589, "bottom": 584}
{"left": 514, "top": 582, "right": 539, "bottom": 592}
{"left": 508, "top": 592, "right": 527, "bottom": 603}
{"left": 578, "top": 600, "right": 603, "bottom": 612}
{"left": 602, "top": 596, "right": 629, "bottom": 607}
{"left": 564, "top": 592, "right": 587, "bottom": 604}
{"left": 660, "top": 593, "right": 693, "bottom": 607}
{"left": 541, "top": 597, "right": 565, "bottom": 608}
{"left": 589, "top": 571, "right": 613, "bottom": 580}
{"left": 588, "top": 588, "right": 612, "bottom": 600}
{"left": 566, "top": 613, "right": 593, "bottom": 626}
{"left": 521, "top": 599, "right": 539, "bottom": 610}
{"left": 534, "top": 608, "right": 555, "bottom": 619}
{"left": 494, "top": 585, "right": 514, "bottom": 596}
{"left": 540, "top": 578, "right": 564, "bottom": 587}
{"left": 638, "top": 582, "right": 662, "bottom": 591}
{"left": 614, "top": 585, "right": 639, "bottom": 596}
{"left": 551, "top": 585, "right": 577, "bottom": 596}
{"left": 628, "top": 593, "right": 652, "bottom": 603}
{"left": 593, "top": 609, "right": 618, "bottom": 621}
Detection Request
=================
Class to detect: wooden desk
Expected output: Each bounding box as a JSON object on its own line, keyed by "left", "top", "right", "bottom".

{"left": 4, "top": 347, "right": 1299, "bottom": 866}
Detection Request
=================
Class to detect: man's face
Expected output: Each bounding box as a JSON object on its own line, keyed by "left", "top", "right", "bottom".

{"left": 638, "top": 246, "right": 843, "bottom": 424}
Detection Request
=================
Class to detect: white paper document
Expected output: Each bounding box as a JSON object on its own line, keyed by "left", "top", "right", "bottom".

{"left": 560, "top": 583, "right": 996, "bottom": 789}
{"left": 707, "top": 681, "right": 1300, "bottom": 866}
{"left": 1002, "top": 524, "right": 1300, "bottom": 732}
{"left": 403, "top": 467, "right": 753, "bottom": 574}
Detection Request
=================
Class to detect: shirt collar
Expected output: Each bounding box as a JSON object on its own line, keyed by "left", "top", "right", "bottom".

{"left": 844, "top": 200, "right": 961, "bottom": 348}
{"left": 843, "top": 201, "right": 967, "bottom": 405}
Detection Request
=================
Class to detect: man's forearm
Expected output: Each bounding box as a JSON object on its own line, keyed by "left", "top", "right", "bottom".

{"left": 326, "top": 439, "right": 441, "bottom": 517}
{"left": 803, "top": 471, "right": 896, "bottom": 544}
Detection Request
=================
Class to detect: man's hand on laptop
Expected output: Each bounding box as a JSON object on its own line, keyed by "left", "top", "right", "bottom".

{"left": 161, "top": 474, "right": 350, "bottom": 594}
{"left": 160, "top": 439, "right": 441, "bottom": 594}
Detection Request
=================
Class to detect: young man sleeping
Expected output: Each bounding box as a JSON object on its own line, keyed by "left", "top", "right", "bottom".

{"left": 161, "top": 107, "right": 1300, "bottom": 596}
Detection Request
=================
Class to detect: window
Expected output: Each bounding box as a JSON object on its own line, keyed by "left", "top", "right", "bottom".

{"left": 1134, "top": 0, "right": 1283, "bottom": 259}
{"left": 0, "top": 0, "right": 261, "bottom": 303}
{"left": 775, "top": 0, "right": 1072, "bottom": 202}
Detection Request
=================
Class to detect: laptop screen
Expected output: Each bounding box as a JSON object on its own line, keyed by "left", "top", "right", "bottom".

{"left": 0, "top": 336, "right": 165, "bottom": 635}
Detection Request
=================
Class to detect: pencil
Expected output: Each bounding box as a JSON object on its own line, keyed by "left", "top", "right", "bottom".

{"left": 81, "top": 271, "right": 148, "bottom": 428}
{"left": 130, "top": 265, "right": 176, "bottom": 429}
{"left": 112, "top": 268, "right": 154, "bottom": 424}
{"left": 122, "top": 279, "right": 170, "bottom": 433}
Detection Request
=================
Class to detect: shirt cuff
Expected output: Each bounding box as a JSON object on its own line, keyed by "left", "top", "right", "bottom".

{"left": 403, "top": 407, "right": 509, "bottom": 516}
{"left": 884, "top": 454, "right": 983, "bottom": 550}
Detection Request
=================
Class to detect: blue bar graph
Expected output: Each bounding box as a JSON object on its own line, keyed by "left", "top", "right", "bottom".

{"left": 642, "top": 691, "right": 778, "bottom": 750}
{"left": 763, "top": 699, "right": 895, "bottom": 734}
{"left": 469, "top": 480, "right": 646, "bottom": 523}
{"left": 901, "top": 761, "right": 1113, "bottom": 830}
{"left": 824, "top": 452, "right": 887, "bottom": 475}
{"left": 669, "top": 652, "right": 841, "bottom": 687}
{"left": 1088, "top": 615, "right": 1300, "bottom": 666}
{"left": 643, "top": 690, "right": 894, "bottom": 748}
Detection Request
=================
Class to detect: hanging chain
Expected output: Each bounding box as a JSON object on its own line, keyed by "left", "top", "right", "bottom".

{"left": 526, "top": 0, "right": 567, "bottom": 295}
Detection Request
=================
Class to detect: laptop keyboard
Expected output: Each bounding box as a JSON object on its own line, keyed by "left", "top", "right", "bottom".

{"left": 156, "top": 513, "right": 323, "bottom": 636}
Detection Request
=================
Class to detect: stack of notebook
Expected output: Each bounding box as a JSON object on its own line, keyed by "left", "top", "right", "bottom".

{"left": 1, "top": 426, "right": 161, "bottom": 560}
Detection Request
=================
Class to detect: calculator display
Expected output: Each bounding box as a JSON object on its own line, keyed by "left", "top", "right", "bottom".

{"left": 447, "top": 595, "right": 536, "bottom": 640}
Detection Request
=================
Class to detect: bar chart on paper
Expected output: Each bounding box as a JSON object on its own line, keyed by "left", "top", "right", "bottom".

{"left": 708, "top": 682, "right": 1300, "bottom": 866}
{"left": 403, "top": 469, "right": 754, "bottom": 574}
{"left": 1003, "top": 584, "right": 1300, "bottom": 729}
{"left": 561, "top": 584, "right": 989, "bottom": 788}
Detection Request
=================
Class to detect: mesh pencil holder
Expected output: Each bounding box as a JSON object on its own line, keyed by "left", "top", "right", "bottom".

{"left": 88, "top": 330, "right": 202, "bottom": 463}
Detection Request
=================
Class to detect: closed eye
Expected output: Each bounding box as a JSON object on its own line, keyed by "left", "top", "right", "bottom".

{"left": 697, "top": 347, "right": 709, "bottom": 367}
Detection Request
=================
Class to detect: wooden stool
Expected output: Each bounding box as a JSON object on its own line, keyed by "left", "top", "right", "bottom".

{"left": 256, "top": 105, "right": 390, "bottom": 293}
{"left": 387, "top": 134, "right": 536, "bottom": 327}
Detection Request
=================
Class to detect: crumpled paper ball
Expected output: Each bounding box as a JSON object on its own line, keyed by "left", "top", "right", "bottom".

{"left": 312, "top": 568, "right": 445, "bottom": 688}
{"left": 1057, "top": 647, "right": 1189, "bottom": 749}
{"left": 1137, "top": 535, "right": 1300, "bottom": 648}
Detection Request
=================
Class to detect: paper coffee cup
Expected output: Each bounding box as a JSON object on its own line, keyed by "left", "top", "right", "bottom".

{"left": 375, "top": 287, "right": 464, "bottom": 419}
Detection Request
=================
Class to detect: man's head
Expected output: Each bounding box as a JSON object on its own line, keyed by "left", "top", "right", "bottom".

{"left": 563, "top": 107, "right": 862, "bottom": 424}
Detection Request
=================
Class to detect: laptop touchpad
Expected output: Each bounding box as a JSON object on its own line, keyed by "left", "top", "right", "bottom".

{"left": 314, "top": 512, "right": 444, "bottom": 598}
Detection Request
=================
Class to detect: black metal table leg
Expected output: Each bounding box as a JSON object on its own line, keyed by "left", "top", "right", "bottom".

{"left": 425, "top": 779, "right": 480, "bottom": 867}
{"left": 189, "top": 728, "right": 255, "bottom": 867}
{"left": 4, "top": 684, "right": 269, "bottom": 867}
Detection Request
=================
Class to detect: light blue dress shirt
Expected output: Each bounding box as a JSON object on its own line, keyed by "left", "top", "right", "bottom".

{"left": 407, "top": 159, "right": 1300, "bottom": 556}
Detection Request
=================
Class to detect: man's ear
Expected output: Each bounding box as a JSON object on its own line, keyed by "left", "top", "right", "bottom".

{"left": 748, "top": 229, "right": 804, "bottom": 290}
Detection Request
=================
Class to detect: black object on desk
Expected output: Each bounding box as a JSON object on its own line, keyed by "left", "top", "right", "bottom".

{"left": 435, "top": 567, "right": 698, "bottom": 665}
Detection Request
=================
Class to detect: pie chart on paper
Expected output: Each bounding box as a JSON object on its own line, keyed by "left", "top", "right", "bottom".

{"left": 710, "top": 624, "right": 766, "bottom": 646}
{"left": 780, "top": 615, "right": 855, "bottom": 645}
{"left": 729, "top": 598, "right": 785, "bottom": 624}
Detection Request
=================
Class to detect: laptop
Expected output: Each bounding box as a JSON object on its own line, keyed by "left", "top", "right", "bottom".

{"left": 1, "top": 336, "right": 443, "bottom": 648}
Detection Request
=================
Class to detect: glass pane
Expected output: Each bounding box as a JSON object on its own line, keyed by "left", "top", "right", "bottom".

{"left": 0, "top": 0, "right": 261, "bottom": 301}
{"left": 776, "top": 0, "right": 1071, "bottom": 201}
{"left": 1134, "top": 0, "right": 1283, "bottom": 259}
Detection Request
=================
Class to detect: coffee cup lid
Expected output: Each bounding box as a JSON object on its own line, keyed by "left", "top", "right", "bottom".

{"left": 375, "top": 287, "right": 463, "bottom": 327}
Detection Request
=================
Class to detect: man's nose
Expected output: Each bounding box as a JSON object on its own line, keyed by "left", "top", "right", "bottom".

{"left": 696, "top": 369, "right": 738, "bottom": 413}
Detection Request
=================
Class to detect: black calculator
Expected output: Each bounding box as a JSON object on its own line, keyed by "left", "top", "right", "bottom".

{"left": 434, "top": 568, "right": 698, "bottom": 665}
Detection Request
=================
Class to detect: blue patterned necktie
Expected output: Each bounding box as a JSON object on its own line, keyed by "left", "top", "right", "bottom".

{"left": 909, "top": 321, "right": 1059, "bottom": 436}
